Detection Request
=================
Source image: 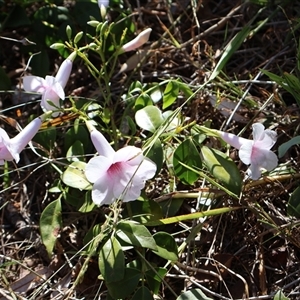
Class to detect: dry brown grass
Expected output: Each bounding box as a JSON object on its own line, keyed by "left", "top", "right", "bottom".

{"left": 1, "top": 0, "right": 300, "bottom": 299}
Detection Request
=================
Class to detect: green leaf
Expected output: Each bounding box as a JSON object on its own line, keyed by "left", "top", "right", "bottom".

{"left": 162, "top": 80, "right": 179, "bottom": 109}
{"left": 151, "top": 232, "right": 178, "bottom": 261}
{"left": 192, "top": 133, "right": 207, "bottom": 146}
{"left": 132, "top": 286, "right": 154, "bottom": 300}
{"left": 135, "top": 106, "right": 164, "bottom": 132}
{"left": 173, "top": 138, "right": 202, "bottom": 185}
{"left": 145, "top": 267, "right": 167, "bottom": 294}
{"left": 177, "top": 289, "right": 213, "bottom": 300}
{"left": 64, "top": 121, "right": 91, "bottom": 154}
{"left": 262, "top": 70, "right": 300, "bottom": 107}
{"left": 69, "top": 2, "right": 100, "bottom": 29}
{"left": 146, "top": 138, "right": 163, "bottom": 175}
{"left": 106, "top": 268, "right": 140, "bottom": 299}
{"left": 3, "top": 5, "right": 31, "bottom": 29}
{"left": 99, "top": 236, "right": 125, "bottom": 283}
{"left": 64, "top": 188, "right": 95, "bottom": 212}
{"left": 116, "top": 220, "right": 157, "bottom": 250}
{"left": 62, "top": 161, "right": 92, "bottom": 190}
{"left": 201, "top": 146, "right": 242, "bottom": 196}
{"left": 273, "top": 290, "right": 290, "bottom": 300}
{"left": 83, "top": 223, "right": 104, "bottom": 255}
{"left": 176, "top": 80, "right": 193, "bottom": 98}
{"left": 160, "top": 198, "right": 184, "bottom": 218}
{"left": 278, "top": 136, "right": 300, "bottom": 158}
{"left": 129, "top": 80, "right": 143, "bottom": 94}
{"left": 135, "top": 94, "right": 153, "bottom": 111}
{"left": 124, "top": 115, "right": 137, "bottom": 135}
{"left": 40, "top": 198, "right": 62, "bottom": 257}
{"left": 287, "top": 186, "right": 300, "bottom": 218}
{"left": 283, "top": 72, "right": 300, "bottom": 107}
{"left": 66, "top": 140, "right": 84, "bottom": 162}
{"left": 150, "top": 86, "right": 163, "bottom": 103}
{"left": 209, "top": 25, "right": 251, "bottom": 80}
{"left": 0, "top": 67, "right": 11, "bottom": 90}
{"left": 34, "top": 126, "right": 57, "bottom": 152}
{"left": 30, "top": 49, "right": 50, "bottom": 77}
{"left": 79, "top": 191, "right": 96, "bottom": 213}
{"left": 123, "top": 199, "right": 163, "bottom": 224}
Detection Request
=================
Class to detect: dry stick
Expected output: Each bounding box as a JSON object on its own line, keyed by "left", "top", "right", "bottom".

{"left": 184, "top": 181, "right": 209, "bottom": 292}
{"left": 175, "top": 261, "right": 222, "bottom": 281}
{"left": 279, "top": 277, "right": 300, "bottom": 294}
{"left": 223, "top": 46, "right": 290, "bottom": 131}
{"left": 179, "top": 4, "right": 244, "bottom": 49}
{"left": 244, "top": 173, "right": 300, "bottom": 191}
{"left": 176, "top": 261, "right": 273, "bottom": 300}
{"left": 213, "top": 258, "right": 249, "bottom": 299}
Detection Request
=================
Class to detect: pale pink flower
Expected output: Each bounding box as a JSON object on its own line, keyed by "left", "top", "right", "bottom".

{"left": 85, "top": 121, "right": 157, "bottom": 206}
{"left": 98, "top": 0, "right": 109, "bottom": 8}
{"left": 218, "top": 123, "right": 278, "bottom": 180}
{"left": 23, "top": 53, "right": 75, "bottom": 112}
{"left": 121, "top": 28, "right": 152, "bottom": 53}
{"left": 0, "top": 114, "right": 49, "bottom": 164}
{"left": 98, "top": 0, "right": 109, "bottom": 18}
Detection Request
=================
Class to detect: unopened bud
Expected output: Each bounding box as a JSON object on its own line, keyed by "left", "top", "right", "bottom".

{"left": 50, "top": 43, "right": 65, "bottom": 50}
{"left": 121, "top": 28, "right": 152, "bottom": 53}
{"left": 74, "top": 31, "right": 84, "bottom": 44}
{"left": 66, "top": 25, "right": 72, "bottom": 40}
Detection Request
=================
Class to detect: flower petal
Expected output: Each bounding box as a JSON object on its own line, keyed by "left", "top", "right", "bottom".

{"left": 85, "top": 156, "right": 111, "bottom": 183}
{"left": 246, "top": 164, "right": 262, "bottom": 180}
{"left": 135, "top": 157, "right": 157, "bottom": 180}
{"left": 238, "top": 140, "right": 253, "bottom": 165}
{"left": 245, "top": 150, "right": 278, "bottom": 180}
{"left": 10, "top": 117, "right": 42, "bottom": 155}
{"left": 91, "top": 130, "right": 115, "bottom": 157}
{"left": 92, "top": 176, "right": 114, "bottom": 205}
{"left": 218, "top": 131, "right": 248, "bottom": 150}
{"left": 254, "top": 129, "right": 277, "bottom": 150}
{"left": 0, "top": 128, "right": 14, "bottom": 163}
{"left": 259, "top": 150, "right": 278, "bottom": 171}
{"left": 121, "top": 28, "right": 152, "bottom": 52}
{"left": 122, "top": 179, "right": 145, "bottom": 202}
{"left": 41, "top": 89, "right": 61, "bottom": 111}
{"left": 44, "top": 76, "right": 65, "bottom": 100}
{"left": 109, "top": 162, "right": 132, "bottom": 198}
{"left": 55, "top": 58, "right": 72, "bottom": 88}
{"left": 23, "top": 76, "right": 46, "bottom": 93}
{"left": 98, "top": 0, "right": 109, "bottom": 8}
{"left": 114, "top": 146, "right": 143, "bottom": 164}
{"left": 113, "top": 164, "right": 145, "bottom": 202}
{"left": 252, "top": 123, "right": 265, "bottom": 141}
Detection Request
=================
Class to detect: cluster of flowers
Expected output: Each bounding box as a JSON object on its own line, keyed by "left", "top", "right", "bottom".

{"left": 0, "top": 8, "right": 279, "bottom": 205}
{"left": 1, "top": 27, "right": 155, "bottom": 206}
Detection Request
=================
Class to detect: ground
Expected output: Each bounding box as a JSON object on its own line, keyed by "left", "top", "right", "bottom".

{"left": 1, "top": 0, "right": 300, "bottom": 299}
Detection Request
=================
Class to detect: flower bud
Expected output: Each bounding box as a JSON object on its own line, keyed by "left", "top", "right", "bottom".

{"left": 121, "top": 28, "right": 152, "bottom": 53}
{"left": 74, "top": 31, "right": 84, "bottom": 44}
{"left": 66, "top": 25, "right": 72, "bottom": 40}
{"left": 50, "top": 43, "right": 65, "bottom": 50}
{"left": 88, "top": 20, "right": 100, "bottom": 27}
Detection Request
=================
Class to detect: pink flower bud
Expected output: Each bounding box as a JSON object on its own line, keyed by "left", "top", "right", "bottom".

{"left": 0, "top": 113, "right": 50, "bottom": 164}
{"left": 121, "top": 28, "right": 152, "bottom": 53}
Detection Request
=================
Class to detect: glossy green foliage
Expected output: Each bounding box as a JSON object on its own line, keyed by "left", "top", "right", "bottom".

{"left": 99, "top": 236, "right": 125, "bottom": 283}
{"left": 173, "top": 138, "right": 202, "bottom": 185}
{"left": 201, "top": 146, "right": 242, "bottom": 196}
{"left": 40, "top": 197, "right": 62, "bottom": 257}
